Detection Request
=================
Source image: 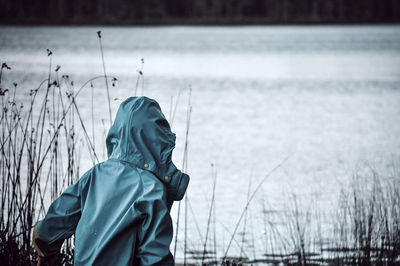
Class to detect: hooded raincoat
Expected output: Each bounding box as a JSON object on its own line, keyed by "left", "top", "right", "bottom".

{"left": 33, "top": 96, "right": 189, "bottom": 265}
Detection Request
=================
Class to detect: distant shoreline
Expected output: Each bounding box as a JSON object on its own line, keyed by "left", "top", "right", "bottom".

{"left": 1, "top": 21, "right": 400, "bottom": 27}
{"left": 2, "top": 0, "right": 399, "bottom": 27}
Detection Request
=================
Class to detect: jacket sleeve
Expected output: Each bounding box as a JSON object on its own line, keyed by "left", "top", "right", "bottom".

{"left": 136, "top": 192, "right": 174, "bottom": 266}
{"left": 33, "top": 175, "right": 85, "bottom": 256}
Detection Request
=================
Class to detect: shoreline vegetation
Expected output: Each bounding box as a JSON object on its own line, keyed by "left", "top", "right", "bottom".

{"left": 1, "top": 31, "right": 400, "bottom": 265}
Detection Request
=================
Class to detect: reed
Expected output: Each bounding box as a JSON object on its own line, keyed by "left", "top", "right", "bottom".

{"left": 201, "top": 164, "right": 217, "bottom": 265}
{"left": 173, "top": 87, "right": 192, "bottom": 261}
{"left": 96, "top": 31, "right": 112, "bottom": 127}
{"left": 0, "top": 35, "right": 117, "bottom": 265}
{"left": 247, "top": 166, "right": 400, "bottom": 266}
{"left": 330, "top": 168, "right": 400, "bottom": 265}
{"left": 134, "top": 58, "right": 144, "bottom": 96}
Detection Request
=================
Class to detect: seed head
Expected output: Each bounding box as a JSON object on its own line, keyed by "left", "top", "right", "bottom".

{"left": 1, "top": 63, "right": 11, "bottom": 70}
{"left": 0, "top": 88, "right": 8, "bottom": 96}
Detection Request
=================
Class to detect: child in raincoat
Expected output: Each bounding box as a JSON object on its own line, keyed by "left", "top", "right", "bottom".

{"left": 32, "top": 96, "right": 189, "bottom": 265}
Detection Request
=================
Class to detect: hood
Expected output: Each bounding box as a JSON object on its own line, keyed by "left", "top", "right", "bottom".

{"left": 106, "top": 96, "right": 189, "bottom": 208}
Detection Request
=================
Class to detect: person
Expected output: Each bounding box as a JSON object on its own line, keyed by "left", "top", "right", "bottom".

{"left": 32, "top": 96, "right": 189, "bottom": 265}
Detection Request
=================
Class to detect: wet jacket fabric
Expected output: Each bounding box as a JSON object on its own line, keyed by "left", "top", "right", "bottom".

{"left": 34, "top": 96, "right": 189, "bottom": 265}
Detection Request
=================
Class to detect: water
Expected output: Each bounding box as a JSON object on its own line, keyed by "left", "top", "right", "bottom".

{"left": 1, "top": 25, "right": 400, "bottom": 262}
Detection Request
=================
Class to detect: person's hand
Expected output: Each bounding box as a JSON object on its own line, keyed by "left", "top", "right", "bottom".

{"left": 37, "top": 256, "right": 46, "bottom": 266}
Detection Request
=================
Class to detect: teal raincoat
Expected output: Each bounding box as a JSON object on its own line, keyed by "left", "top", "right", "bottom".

{"left": 33, "top": 97, "right": 189, "bottom": 265}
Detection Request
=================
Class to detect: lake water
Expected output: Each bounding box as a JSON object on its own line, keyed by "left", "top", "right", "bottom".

{"left": 1, "top": 25, "right": 400, "bottom": 262}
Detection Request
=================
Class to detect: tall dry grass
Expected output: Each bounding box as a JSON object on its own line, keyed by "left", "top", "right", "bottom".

{"left": 0, "top": 33, "right": 116, "bottom": 265}
{"left": 237, "top": 166, "right": 400, "bottom": 266}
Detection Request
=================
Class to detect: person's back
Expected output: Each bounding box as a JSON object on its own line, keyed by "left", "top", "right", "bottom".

{"left": 33, "top": 96, "right": 189, "bottom": 265}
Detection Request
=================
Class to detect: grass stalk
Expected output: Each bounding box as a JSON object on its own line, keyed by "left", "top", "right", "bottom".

{"left": 96, "top": 30, "right": 112, "bottom": 127}
{"left": 221, "top": 155, "right": 290, "bottom": 264}
{"left": 201, "top": 163, "right": 217, "bottom": 264}
{"left": 173, "top": 87, "right": 192, "bottom": 261}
